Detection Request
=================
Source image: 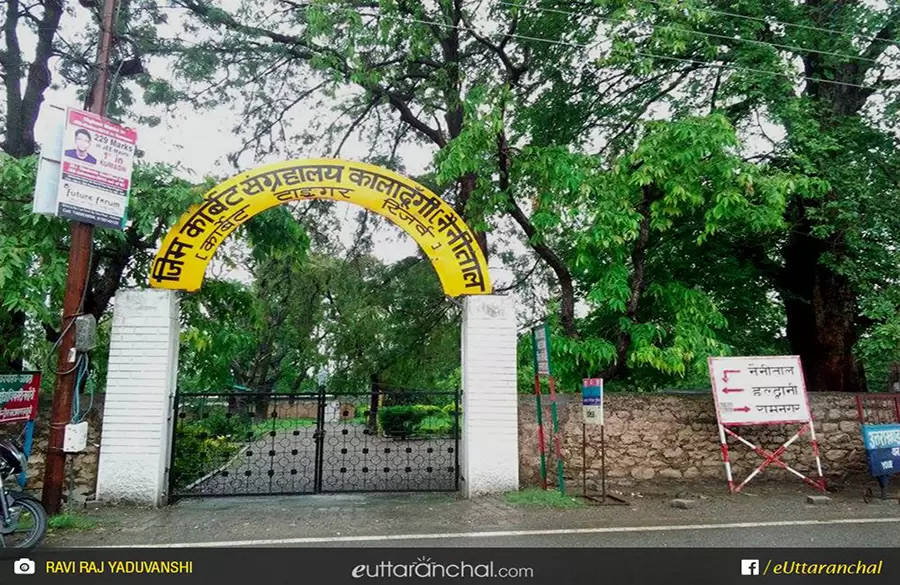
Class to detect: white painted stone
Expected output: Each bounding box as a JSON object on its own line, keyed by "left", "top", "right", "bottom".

{"left": 460, "top": 295, "right": 519, "bottom": 497}
{"left": 95, "top": 289, "right": 180, "bottom": 506}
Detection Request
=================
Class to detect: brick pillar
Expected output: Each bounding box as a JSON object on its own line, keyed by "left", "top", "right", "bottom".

{"left": 95, "top": 290, "right": 180, "bottom": 506}
{"left": 460, "top": 295, "right": 519, "bottom": 497}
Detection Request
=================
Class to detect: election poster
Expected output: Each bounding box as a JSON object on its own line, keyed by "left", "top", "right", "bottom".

{"left": 56, "top": 108, "right": 137, "bottom": 230}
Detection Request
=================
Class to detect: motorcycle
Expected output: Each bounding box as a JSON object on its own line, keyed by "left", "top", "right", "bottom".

{"left": 0, "top": 440, "right": 47, "bottom": 549}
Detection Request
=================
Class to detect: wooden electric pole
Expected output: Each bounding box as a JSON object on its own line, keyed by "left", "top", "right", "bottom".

{"left": 41, "top": 0, "right": 118, "bottom": 516}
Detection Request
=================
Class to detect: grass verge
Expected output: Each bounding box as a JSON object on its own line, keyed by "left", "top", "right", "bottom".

{"left": 250, "top": 417, "right": 318, "bottom": 436}
{"left": 48, "top": 513, "right": 97, "bottom": 531}
{"left": 503, "top": 488, "right": 586, "bottom": 508}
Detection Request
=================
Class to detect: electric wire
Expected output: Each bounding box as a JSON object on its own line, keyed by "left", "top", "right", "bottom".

{"left": 158, "top": 2, "right": 895, "bottom": 92}
{"left": 494, "top": 0, "right": 890, "bottom": 64}
{"left": 635, "top": 0, "right": 900, "bottom": 48}
{"left": 366, "top": 10, "right": 889, "bottom": 92}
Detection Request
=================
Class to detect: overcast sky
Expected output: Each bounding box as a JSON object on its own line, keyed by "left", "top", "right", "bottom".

{"left": 30, "top": 2, "right": 521, "bottom": 295}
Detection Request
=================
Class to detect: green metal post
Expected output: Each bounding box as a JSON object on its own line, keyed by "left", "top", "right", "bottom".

{"left": 532, "top": 329, "right": 548, "bottom": 489}
{"left": 548, "top": 374, "right": 566, "bottom": 495}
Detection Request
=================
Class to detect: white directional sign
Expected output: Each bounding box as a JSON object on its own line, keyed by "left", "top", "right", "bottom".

{"left": 532, "top": 324, "right": 551, "bottom": 376}
{"left": 708, "top": 356, "right": 811, "bottom": 426}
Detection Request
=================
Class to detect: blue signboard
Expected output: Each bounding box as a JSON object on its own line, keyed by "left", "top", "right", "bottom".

{"left": 582, "top": 387, "right": 602, "bottom": 405}
{"left": 861, "top": 424, "right": 900, "bottom": 478}
{"left": 582, "top": 378, "right": 603, "bottom": 425}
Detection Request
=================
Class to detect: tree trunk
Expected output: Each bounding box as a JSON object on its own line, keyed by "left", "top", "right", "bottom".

{"left": 0, "top": 310, "right": 26, "bottom": 371}
{"left": 497, "top": 130, "right": 577, "bottom": 336}
{"left": 777, "top": 3, "right": 896, "bottom": 392}
{"left": 456, "top": 172, "right": 487, "bottom": 258}
{"left": 599, "top": 185, "right": 657, "bottom": 380}
{"left": 781, "top": 210, "right": 866, "bottom": 392}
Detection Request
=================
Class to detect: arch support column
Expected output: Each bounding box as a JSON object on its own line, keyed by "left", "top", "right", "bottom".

{"left": 460, "top": 295, "right": 519, "bottom": 497}
{"left": 95, "top": 289, "right": 180, "bottom": 506}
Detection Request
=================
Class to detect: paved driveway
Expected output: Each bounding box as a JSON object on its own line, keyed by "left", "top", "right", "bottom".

{"left": 180, "top": 421, "right": 458, "bottom": 496}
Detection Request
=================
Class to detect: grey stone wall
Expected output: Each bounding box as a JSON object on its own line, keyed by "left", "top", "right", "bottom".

{"left": 518, "top": 392, "right": 897, "bottom": 488}
{"left": 0, "top": 395, "right": 104, "bottom": 497}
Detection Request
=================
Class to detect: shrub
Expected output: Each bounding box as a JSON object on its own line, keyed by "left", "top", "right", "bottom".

{"left": 200, "top": 412, "right": 253, "bottom": 440}
{"left": 379, "top": 405, "right": 456, "bottom": 438}
{"left": 412, "top": 404, "right": 442, "bottom": 416}
{"left": 378, "top": 406, "right": 419, "bottom": 437}
{"left": 170, "top": 422, "right": 242, "bottom": 489}
{"left": 415, "top": 414, "right": 455, "bottom": 437}
{"left": 355, "top": 405, "right": 371, "bottom": 423}
{"left": 441, "top": 403, "right": 462, "bottom": 416}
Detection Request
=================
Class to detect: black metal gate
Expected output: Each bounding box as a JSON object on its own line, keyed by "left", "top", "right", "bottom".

{"left": 168, "top": 387, "right": 460, "bottom": 498}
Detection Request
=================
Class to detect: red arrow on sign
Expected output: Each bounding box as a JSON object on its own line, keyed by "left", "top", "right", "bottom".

{"left": 722, "top": 369, "right": 741, "bottom": 382}
{"left": 722, "top": 388, "right": 744, "bottom": 394}
{"left": 733, "top": 406, "right": 751, "bottom": 413}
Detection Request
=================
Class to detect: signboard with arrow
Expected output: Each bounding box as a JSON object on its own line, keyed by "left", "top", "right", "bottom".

{"left": 708, "top": 355, "right": 824, "bottom": 494}
{"left": 709, "top": 356, "right": 811, "bottom": 426}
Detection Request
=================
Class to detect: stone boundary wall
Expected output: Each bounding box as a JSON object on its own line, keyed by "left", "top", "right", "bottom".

{"left": 518, "top": 392, "right": 897, "bottom": 488}
{"left": 0, "top": 394, "right": 104, "bottom": 498}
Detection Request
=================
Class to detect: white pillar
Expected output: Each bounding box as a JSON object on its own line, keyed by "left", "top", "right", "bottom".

{"left": 95, "top": 289, "right": 180, "bottom": 506}
{"left": 460, "top": 294, "right": 519, "bottom": 497}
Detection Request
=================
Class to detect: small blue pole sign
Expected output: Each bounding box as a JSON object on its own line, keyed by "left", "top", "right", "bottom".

{"left": 860, "top": 423, "right": 900, "bottom": 478}
{"left": 582, "top": 378, "right": 603, "bottom": 425}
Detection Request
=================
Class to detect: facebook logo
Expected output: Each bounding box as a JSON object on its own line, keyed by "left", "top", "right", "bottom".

{"left": 741, "top": 560, "right": 760, "bottom": 575}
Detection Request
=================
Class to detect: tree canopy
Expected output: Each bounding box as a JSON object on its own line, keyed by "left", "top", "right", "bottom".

{"left": 1, "top": 0, "right": 898, "bottom": 395}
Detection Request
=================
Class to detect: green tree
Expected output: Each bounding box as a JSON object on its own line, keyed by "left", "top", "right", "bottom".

{"left": 0, "top": 0, "right": 186, "bottom": 370}
{"left": 577, "top": 0, "right": 900, "bottom": 391}
{"left": 0, "top": 153, "right": 203, "bottom": 376}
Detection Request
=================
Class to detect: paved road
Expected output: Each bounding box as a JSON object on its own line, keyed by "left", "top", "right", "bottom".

{"left": 181, "top": 422, "right": 457, "bottom": 496}
{"left": 46, "top": 488, "right": 900, "bottom": 549}
{"left": 264, "top": 519, "right": 900, "bottom": 548}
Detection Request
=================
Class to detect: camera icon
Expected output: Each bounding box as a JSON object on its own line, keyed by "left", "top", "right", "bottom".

{"left": 14, "top": 558, "right": 35, "bottom": 575}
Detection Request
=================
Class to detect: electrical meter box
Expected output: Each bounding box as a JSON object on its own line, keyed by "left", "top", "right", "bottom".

{"left": 63, "top": 422, "right": 89, "bottom": 453}
{"left": 74, "top": 314, "right": 97, "bottom": 352}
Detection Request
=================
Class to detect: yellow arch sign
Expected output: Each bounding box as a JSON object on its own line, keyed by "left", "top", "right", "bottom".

{"left": 149, "top": 159, "right": 492, "bottom": 296}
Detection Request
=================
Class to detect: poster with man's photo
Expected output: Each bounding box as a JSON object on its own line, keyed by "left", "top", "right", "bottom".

{"left": 56, "top": 108, "right": 137, "bottom": 229}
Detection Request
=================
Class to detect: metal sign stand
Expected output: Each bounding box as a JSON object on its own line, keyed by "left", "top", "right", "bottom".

{"left": 532, "top": 324, "right": 565, "bottom": 494}
{"left": 855, "top": 395, "right": 900, "bottom": 504}
{"left": 709, "top": 356, "right": 826, "bottom": 494}
{"left": 580, "top": 378, "right": 627, "bottom": 505}
{"left": 534, "top": 375, "right": 549, "bottom": 491}
{"left": 547, "top": 375, "right": 565, "bottom": 495}
{"left": 718, "top": 422, "right": 825, "bottom": 493}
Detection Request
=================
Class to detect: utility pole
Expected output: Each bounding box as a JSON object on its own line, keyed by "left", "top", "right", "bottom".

{"left": 41, "top": 0, "right": 118, "bottom": 516}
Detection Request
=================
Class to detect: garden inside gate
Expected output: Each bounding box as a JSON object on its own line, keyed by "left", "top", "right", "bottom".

{"left": 169, "top": 386, "right": 461, "bottom": 498}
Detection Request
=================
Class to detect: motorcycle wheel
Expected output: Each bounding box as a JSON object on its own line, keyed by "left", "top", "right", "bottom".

{"left": 0, "top": 495, "right": 48, "bottom": 549}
